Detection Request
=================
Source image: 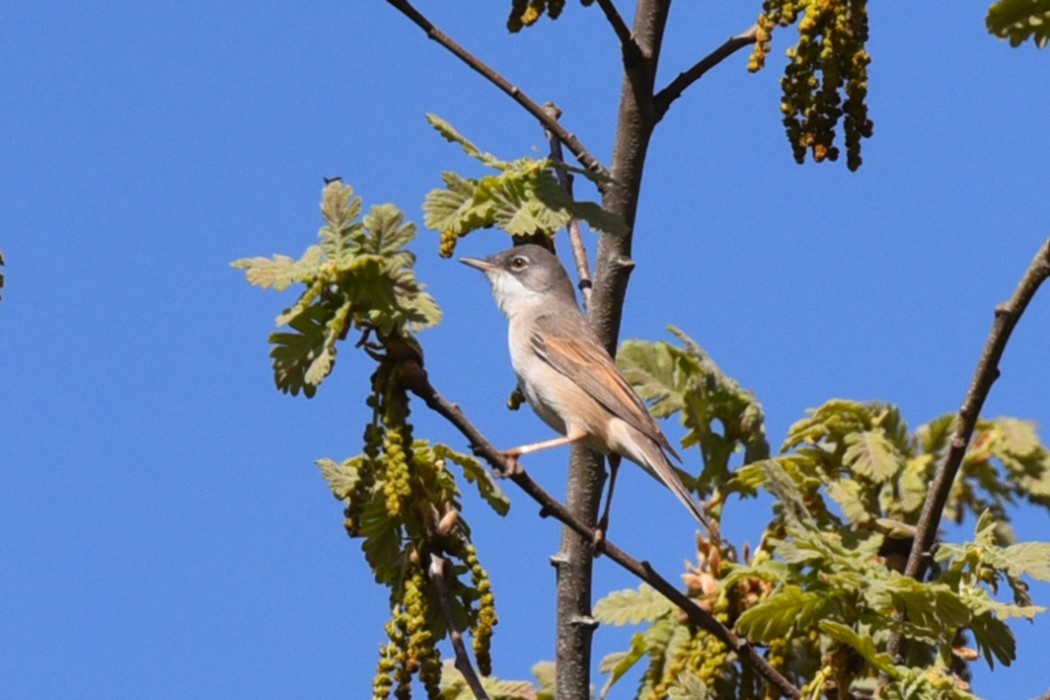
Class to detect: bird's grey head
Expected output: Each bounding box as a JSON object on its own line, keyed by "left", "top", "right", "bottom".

{"left": 461, "top": 244, "right": 577, "bottom": 317}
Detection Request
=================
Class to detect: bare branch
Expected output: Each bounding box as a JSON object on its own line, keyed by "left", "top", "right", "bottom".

{"left": 543, "top": 103, "right": 593, "bottom": 309}
{"left": 593, "top": 0, "right": 643, "bottom": 65}
{"left": 888, "top": 235, "right": 1050, "bottom": 661}
{"left": 587, "top": 1, "right": 672, "bottom": 351}
{"left": 566, "top": 220, "right": 593, "bottom": 309}
{"left": 653, "top": 26, "right": 760, "bottom": 121}
{"left": 405, "top": 370, "right": 802, "bottom": 699}
{"left": 428, "top": 554, "right": 492, "bottom": 700}
{"left": 384, "top": 0, "right": 609, "bottom": 185}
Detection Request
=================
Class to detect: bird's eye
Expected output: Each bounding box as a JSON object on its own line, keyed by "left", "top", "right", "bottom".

{"left": 510, "top": 256, "right": 528, "bottom": 270}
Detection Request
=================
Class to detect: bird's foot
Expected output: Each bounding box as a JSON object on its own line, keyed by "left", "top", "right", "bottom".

{"left": 498, "top": 450, "right": 524, "bottom": 476}
{"left": 591, "top": 514, "right": 609, "bottom": 555}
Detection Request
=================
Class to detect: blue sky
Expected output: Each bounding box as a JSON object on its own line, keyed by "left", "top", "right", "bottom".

{"left": 2, "top": 2, "right": 1048, "bottom": 698}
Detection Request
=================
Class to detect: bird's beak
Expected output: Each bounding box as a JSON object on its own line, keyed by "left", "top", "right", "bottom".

{"left": 460, "top": 256, "right": 494, "bottom": 272}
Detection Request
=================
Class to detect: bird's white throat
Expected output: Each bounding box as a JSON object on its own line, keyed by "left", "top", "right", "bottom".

{"left": 487, "top": 270, "right": 546, "bottom": 319}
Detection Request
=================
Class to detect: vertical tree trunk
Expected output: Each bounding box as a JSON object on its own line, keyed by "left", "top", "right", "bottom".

{"left": 554, "top": 3, "right": 668, "bottom": 698}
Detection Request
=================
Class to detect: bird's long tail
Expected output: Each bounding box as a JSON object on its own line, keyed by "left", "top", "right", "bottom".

{"left": 641, "top": 447, "right": 722, "bottom": 544}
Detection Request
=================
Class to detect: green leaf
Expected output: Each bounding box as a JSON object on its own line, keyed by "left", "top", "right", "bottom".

{"left": 486, "top": 169, "right": 572, "bottom": 236}
{"left": 783, "top": 399, "right": 871, "bottom": 451}
{"left": 727, "top": 461, "right": 768, "bottom": 497}
{"left": 423, "top": 171, "right": 494, "bottom": 236}
{"left": 898, "top": 455, "right": 932, "bottom": 514}
{"left": 826, "top": 478, "right": 871, "bottom": 524}
{"left": 721, "top": 557, "right": 792, "bottom": 590}
{"left": 975, "top": 595, "right": 1046, "bottom": 621}
{"left": 819, "top": 620, "right": 899, "bottom": 676}
{"left": 990, "top": 541, "right": 1050, "bottom": 582}
{"left": 358, "top": 489, "right": 402, "bottom": 586}
{"left": 318, "top": 180, "right": 365, "bottom": 261}
{"left": 987, "top": 0, "right": 1050, "bottom": 48}
{"left": 758, "top": 459, "right": 818, "bottom": 529}
{"left": 268, "top": 303, "right": 337, "bottom": 397}
{"left": 423, "top": 116, "right": 626, "bottom": 243}
{"left": 595, "top": 584, "right": 674, "bottom": 626}
{"left": 843, "top": 430, "right": 900, "bottom": 482}
{"left": 619, "top": 327, "right": 769, "bottom": 495}
{"left": 433, "top": 444, "right": 511, "bottom": 516}
{"left": 991, "top": 417, "right": 1043, "bottom": 457}
{"left": 617, "top": 339, "right": 685, "bottom": 417}
{"left": 316, "top": 457, "right": 361, "bottom": 501}
{"left": 426, "top": 113, "right": 503, "bottom": 167}
{"left": 567, "top": 200, "right": 629, "bottom": 237}
{"left": 237, "top": 180, "right": 443, "bottom": 397}
{"left": 533, "top": 168, "right": 627, "bottom": 236}
{"left": 599, "top": 633, "right": 648, "bottom": 699}
{"left": 308, "top": 299, "right": 352, "bottom": 386}
{"left": 867, "top": 576, "right": 971, "bottom": 644}
{"left": 735, "top": 585, "right": 833, "bottom": 643}
{"left": 969, "top": 610, "right": 1017, "bottom": 668}
{"left": 974, "top": 508, "right": 999, "bottom": 547}
{"left": 230, "top": 246, "right": 323, "bottom": 291}
{"left": 363, "top": 204, "right": 417, "bottom": 255}
{"left": 918, "top": 413, "right": 956, "bottom": 456}
{"left": 879, "top": 666, "right": 981, "bottom": 700}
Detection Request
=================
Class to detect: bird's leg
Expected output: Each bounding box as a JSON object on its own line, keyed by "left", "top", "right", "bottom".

{"left": 501, "top": 434, "right": 582, "bottom": 474}
{"left": 594, "top": 454, "right": 621, "bottom": 548}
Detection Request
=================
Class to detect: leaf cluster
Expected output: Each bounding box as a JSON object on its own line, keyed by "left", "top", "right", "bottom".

{"left": 725, "top": 401, "right": 1050, "bottom": 696}
{"left": 732, "top": 402, "right": 1050, "bottom": 539}
{"left": 617, "top": 326, "right": 770, "bottom": 505}
{"left": 987, "top": 0, "right": 1050, "bottom": 48}
{"left": 422, "top": 115, "right": 624, "bottom": 258}
{"left": 237, "top": 181, "right": 514, "bottom": 699}
{"left": 592, "top": 392, "right": 1050, "bottom": 698}
{"left": 232, "top": 180, "right": 442, "bottom": 397}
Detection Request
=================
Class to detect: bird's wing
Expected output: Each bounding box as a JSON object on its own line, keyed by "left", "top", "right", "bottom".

{"left": 530, "top": 327, "right": 682, "bottom": 462}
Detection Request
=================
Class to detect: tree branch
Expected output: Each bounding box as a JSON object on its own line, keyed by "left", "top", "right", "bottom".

{"left": 566, "top": 220, "right": 593, "bottom": 310}
{"left": 404, "top": 370, "right": 802, "bottom": 699}
{"left": 428, "top": 554, "right": 492, "bottom": 700}
{"left": 384, "top": 0, "right": 610, "bottom": 185}
{"left": 653, "top": 25, "right": 760, "bottom": 121}
{"left": 592, "top": 0, "right": 643, "bottom": 65}
{"left": 888, "top": 235, "right": 1050, "bottom": 661}
{"left": 543, "top": 103, "right": 593, "bottom": 309}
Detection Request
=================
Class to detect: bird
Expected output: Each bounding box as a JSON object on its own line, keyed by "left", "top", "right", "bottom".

{"left": 461, "top": 244, "right": 719, "bottom": 541}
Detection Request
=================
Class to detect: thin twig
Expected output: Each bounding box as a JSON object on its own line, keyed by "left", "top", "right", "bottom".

{"left": 593, "top": 0, "right": 643, "bottom": 65}
{"left": 566, "top": 221, "right": 593, "bottom": 310}
{"left": 384, "top": 0, "right": 610, "bottom": 186}
{"left": 404, "top": 370, "right": 802, "bottom": 700}
{"left": 542, "top": 103, "right": 593, "bottom": 309}
{"left": 653, "top": 25, "right": 760, "bottom": 121}
{"left": 887, "top": 235, "right": 1050, "bottom": 661}
{"left": 428, "top": 554, "right": 492, "bottom": 700}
